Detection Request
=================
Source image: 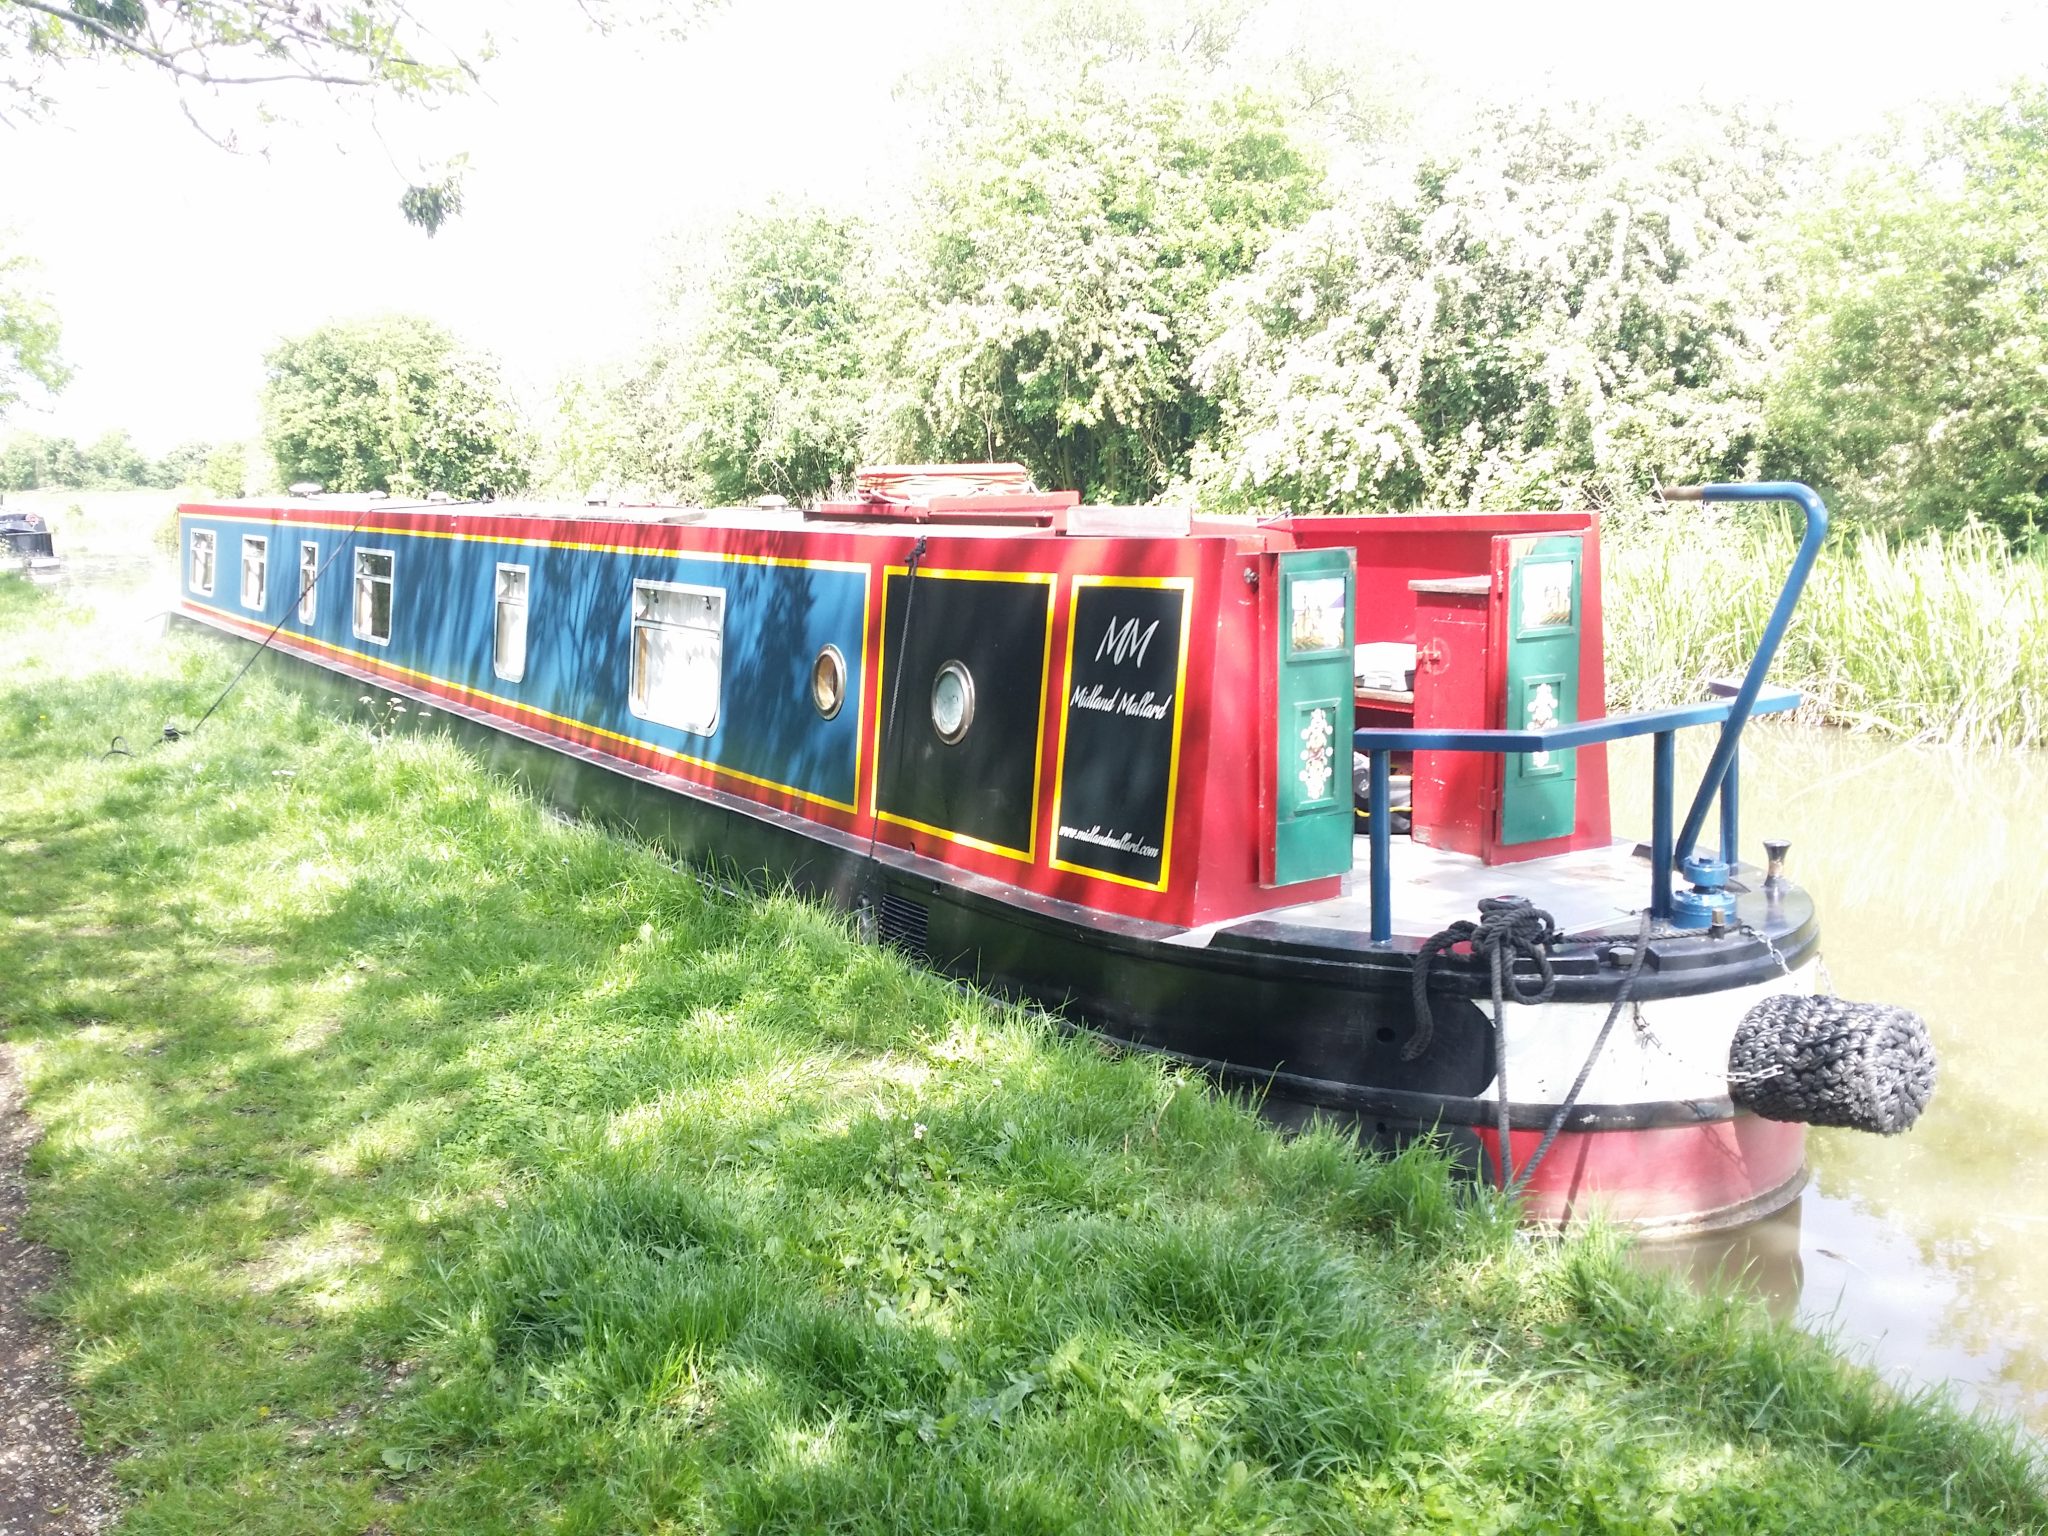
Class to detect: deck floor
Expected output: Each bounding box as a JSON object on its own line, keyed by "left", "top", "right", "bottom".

{"left": 1244, "top": 836, "right": 1658, "bottom": 943}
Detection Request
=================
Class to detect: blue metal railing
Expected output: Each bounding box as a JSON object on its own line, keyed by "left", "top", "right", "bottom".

{"left": 1351, "top": 481, "right": 1828, "bottom": 944}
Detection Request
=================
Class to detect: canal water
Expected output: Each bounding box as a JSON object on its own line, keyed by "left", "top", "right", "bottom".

{"left": 1615, "top": 725, "right": 2048, "bottom": 1438}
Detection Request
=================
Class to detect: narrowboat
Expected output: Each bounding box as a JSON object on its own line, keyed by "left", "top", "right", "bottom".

{"left": 170, "top": 468, "right": 1934, "bottom": 1233}
{"left": 1, "top": 503, "right": 61, "bottom": 582}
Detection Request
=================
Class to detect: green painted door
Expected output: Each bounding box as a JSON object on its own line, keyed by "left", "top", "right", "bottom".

{"left": 1273, "top": 548, "right": 1356, "bottom": 884}
{"left": 1500, "top": 534, "right": 1583, "bottom": 845}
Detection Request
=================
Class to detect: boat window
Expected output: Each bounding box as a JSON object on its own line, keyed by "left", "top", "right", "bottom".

{"left": 629, "top": 579, "right": 723, "bottom": 735}
{"left": 189, "top": 529, "right": 215, "bottom": 596}
{"left": 494, "top": 563, "right": 529, "bottom": 683}
{"left": 353, "top": 549, "right": 395, "bottom": 645}
{"left": 298, "top": 541, "right": 319, "bottom": 624}
{"left": 931, "top": 660, "right": 975, "bottom": 744}
{"left": 811, "top": 644, "right": 847, "bottom": 720}
{"left": 240, "top": 534, "right": 268, "bottom": 610}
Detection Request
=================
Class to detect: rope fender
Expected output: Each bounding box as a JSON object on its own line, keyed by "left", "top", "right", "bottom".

{"left": 1729, "top": 993, "right": 1937, "bottom": 1135}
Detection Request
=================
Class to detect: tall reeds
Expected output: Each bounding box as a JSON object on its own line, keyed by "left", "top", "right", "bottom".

{"left": 1606, "top": 515, "right": 2048, "bottom": 749}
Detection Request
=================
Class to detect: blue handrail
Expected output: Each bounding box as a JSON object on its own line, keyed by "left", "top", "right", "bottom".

{"left": 1350, "top": 481, "right": 1828, "bottom": 944}
{"left": 1662, "top": 482, "right": 1829, "bottom": 865}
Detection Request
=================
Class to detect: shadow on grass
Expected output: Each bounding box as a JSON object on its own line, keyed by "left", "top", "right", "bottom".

{"left": 0, "top": 633, "right": 2043, "bottom": 1534}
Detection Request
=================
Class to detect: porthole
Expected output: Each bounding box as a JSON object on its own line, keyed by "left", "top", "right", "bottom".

{"left": 811, "top": 644, "right": 847, "bottom": 719}
{"left": 930, "top": 660, "right": 975, "bottom": 745}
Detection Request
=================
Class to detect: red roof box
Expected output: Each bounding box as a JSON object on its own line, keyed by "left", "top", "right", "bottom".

{"left": 811, "top": 463, "right": 1081, "bottom": 525}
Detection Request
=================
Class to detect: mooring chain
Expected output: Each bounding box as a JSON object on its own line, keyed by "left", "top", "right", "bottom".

{"left": 1737, "top": 922, "right": 1797, "bottom": 979}
{"left": 1630, "top": 999, "right": 1787, "bottom": 1086}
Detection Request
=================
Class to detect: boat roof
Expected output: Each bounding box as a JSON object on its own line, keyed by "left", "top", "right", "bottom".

{"left": 182, "top": 488, "right": 1598, "bottom": 546}
{"left": 186, "top": 494, "right": 1259, "bottom": 541}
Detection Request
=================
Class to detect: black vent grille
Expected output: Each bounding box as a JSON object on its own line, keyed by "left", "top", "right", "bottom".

{"left": 878, "top": 892, "right": 930, "bottom": 958}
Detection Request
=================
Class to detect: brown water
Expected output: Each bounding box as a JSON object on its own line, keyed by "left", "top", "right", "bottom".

{"left": 1614, "top": 725, "right": 2048, "bottom": 1437}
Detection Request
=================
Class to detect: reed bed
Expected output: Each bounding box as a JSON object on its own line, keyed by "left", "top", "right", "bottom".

{"left": 1605, "top": 516, "right": 2048, "bottom": 749}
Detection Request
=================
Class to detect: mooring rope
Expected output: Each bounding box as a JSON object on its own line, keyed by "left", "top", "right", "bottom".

{"left": 178, "top": 501, "right": 458, "bottom": 740}
{"left": 1506, "top": 907, "right": 1653, "bottom": 1195}
{"left": 1408, "top": 895, "right": 1560, "bottom": 1189}
{"left": 116, "top": 498, "right": 468, "bottom": 760}
{"left": 857, "top": 536, "right": 929, "bottom": 930}
{"left": 1405, "top": 895, "right": 1930, "bottom": 1196}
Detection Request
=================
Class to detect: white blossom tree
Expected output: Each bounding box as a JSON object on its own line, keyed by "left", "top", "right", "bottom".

{"left": 1190, "top": 103, "right": 1794, "bottom": 514}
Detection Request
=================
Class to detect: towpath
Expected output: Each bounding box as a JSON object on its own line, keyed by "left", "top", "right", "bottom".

{"left": 0, "top": 1043, "right": 116, "bottom": 1534}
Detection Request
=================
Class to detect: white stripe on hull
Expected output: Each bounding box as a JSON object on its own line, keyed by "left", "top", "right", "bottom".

{"left": 1481, "top": 959, "right": 1819, "bottom": 1108}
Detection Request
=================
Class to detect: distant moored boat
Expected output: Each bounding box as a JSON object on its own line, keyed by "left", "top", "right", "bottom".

{"left": 0, "top": 503, "right": 61, "bottom": 583}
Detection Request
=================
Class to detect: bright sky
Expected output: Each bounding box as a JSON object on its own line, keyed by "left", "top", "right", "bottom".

{"left": 5, "top": 0, "right": 2048, "bottom": 453}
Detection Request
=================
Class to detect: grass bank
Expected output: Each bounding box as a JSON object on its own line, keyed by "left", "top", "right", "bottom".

{"left": 1, "top": 577, "right": 2042, "bottom": 1534}
{"left": 1606, "top": 515, "right": 2048, "bottom": 749}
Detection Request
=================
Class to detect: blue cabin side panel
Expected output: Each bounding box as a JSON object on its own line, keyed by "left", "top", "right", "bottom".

{"left": 176, "top": 512, "right": 868, "bottom": 811}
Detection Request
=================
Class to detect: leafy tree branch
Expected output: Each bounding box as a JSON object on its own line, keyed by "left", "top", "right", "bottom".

{"left": 0, "top": 244, "right": 69, "bottom": 413}
{"left": 1, "top": 0, "right": 723, "bottom": 227}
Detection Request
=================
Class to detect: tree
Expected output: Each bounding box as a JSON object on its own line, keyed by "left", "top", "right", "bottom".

{"left": 202, "top": 442, "right": 247, "bottom": 498}
{"left": 0, "top": 431, "right": 38, "bottom": 489}
{"left": 881, "top": 87, "right": 1324, "bottom": 502}
{"left": 2, "top": 1, "right": 721, "bottom": 231}
{"left": 155, "top": 439, "right": 213, "bottom": 487}
{"left": 1768, "top": 84, "right": 2048, "bottom": 543}
{"left": 261, "top": 315, "right": 532, "bottom": 499}
{"left": 0, "top": 243, "right": 68, "bottom": 411}
{"left": 33, "top": 432, "right": 83, "bottom": 486}
{"left": 903, "top": 0, "right": 1410, "bottom": 163}
{"left": 84, "top": 426, "right": 148, "bottom": 486}
{"left": 675, "top": 208, "right": 876, "bottom": 504}
{"left": 1191, "top": 103, "right": 1792, "bottom": 515}
{"left": 557, "top": 207, "right": 877, "bottom": 504}
{"left": 0, "top": 427, "right": 218, "bottom": 487}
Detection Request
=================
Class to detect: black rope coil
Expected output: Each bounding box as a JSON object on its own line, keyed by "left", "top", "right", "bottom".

{"left": 1407, "top": 895, "right": 1559, "bottom": 1062}
{"left": 1409, "top": 895, "right": 1562, "bottom": 1192}
{"left": 1729, "top": 993, "right": 1937, "bottom": 1136}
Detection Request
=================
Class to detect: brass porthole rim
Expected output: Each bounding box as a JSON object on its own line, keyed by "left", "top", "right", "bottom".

{"left": 812, "top": 643, "right": 848, "bottom": 720}
{"left": 931, "top": 659, "right": 975, "bottom": 745}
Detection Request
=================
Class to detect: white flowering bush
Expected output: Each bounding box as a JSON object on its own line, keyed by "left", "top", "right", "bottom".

{"left": 1189, "top": 104, "right": 1788, "bottom": 515}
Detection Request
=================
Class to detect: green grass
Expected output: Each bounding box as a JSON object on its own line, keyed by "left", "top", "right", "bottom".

{"left": 1606, "top": 514, "right": 2048, "bottom": 749}
{"left": 2, "top": 575, "right": 2043, "bottom": 1533}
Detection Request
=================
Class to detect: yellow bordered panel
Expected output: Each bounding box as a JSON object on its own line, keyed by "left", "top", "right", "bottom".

{"left": 869, "top": 566, "right": 1057, "bottom": 863}
{"left": 1049, "top": 574, "right": 1195, "bottom": 892}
